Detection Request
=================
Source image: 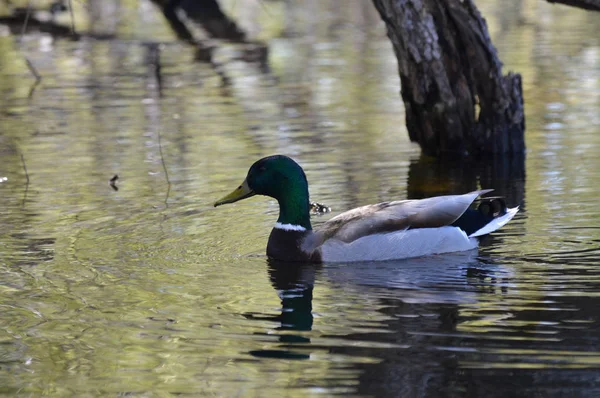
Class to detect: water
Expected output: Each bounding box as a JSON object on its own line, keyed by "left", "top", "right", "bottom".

{"left": 0, "top": 0, "right": 599, "bottom": 396}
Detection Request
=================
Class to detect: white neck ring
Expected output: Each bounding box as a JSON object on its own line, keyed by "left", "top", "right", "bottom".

{"left": 274, "top": 222, "right": 307, "bottom": 232}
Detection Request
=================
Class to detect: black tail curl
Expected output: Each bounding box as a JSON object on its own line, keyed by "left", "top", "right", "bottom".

{"left": 452, "top": 197, "right": 509, "bottom": 236}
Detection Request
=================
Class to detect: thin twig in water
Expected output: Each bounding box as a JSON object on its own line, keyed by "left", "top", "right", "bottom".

{"left": 257, "top": 0, "right": 274, "bottom": 19}
{"left": 146, "top": 43, "right": 162, "bottom": 97}
{"left": 157, "top": 132, "right": 170, "bottom": 184}
{"left": 25, "top": 57, "right": 41, "bottom": 82}
{"left": 157, "top": 131, "right": 171, "bottom": 206}
{"left": 21, "top": 152, "right": 30, "bottom": 208}
{"left": 20, "top": 153, "right": 30, "bottom": 183}
{"left": 164, "top": 182, "right": 171, "bottom": 207}
{"left": 21, "top": 182, "right": 29, "bottom": 208}
{"left": 18, "top": 0, "right": 42, "bottom": 94}
{"left": 154, "top": 45, "right": 162, "bottom": 97}
{"left": 20, "top": 0, "right": 32, "bottom": 38}
{"left": 67, "top": 0, "right": 76, "bottom": 35}
{"left": 27, "top": 77, "right": 41, "bottom": 98}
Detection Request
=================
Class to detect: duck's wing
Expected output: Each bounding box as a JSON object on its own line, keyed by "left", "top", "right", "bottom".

{"left": 313, "top": 190, "right": 493, "bottom": 244}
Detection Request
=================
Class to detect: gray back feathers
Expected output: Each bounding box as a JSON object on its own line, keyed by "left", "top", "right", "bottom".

{"left": 310, "top": 190, "right": 492, "bottom": 246}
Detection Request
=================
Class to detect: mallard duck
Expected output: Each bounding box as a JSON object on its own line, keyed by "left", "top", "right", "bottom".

{"left": 214, "top": 155, "right": 518, "bottom": 262}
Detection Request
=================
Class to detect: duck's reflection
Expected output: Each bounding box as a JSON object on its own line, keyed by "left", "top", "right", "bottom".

{"left": 247, "top": 260, "right": 318, "bottom": 359}
{"left": 246, "top": 252, "right": 511, "bottom": 361}
{"left": 268, "top": 260, "right": 316, "bottom": 334}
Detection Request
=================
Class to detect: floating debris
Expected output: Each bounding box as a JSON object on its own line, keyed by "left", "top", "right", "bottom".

{"left": 109, "top": 175, "right": 119, "bottom": 191}
{"left": 310, "top": 201, "right": 331, "bottom": 214}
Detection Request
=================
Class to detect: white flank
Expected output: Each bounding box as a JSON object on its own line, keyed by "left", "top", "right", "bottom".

{"left": 320, "top": 226, "right": 478, "bottom": 263}
{"left": 469, "top": 207, "right": 519, "bottom": 238}
{"left": 274, "top": 222, "right": 307, "bottom": 232}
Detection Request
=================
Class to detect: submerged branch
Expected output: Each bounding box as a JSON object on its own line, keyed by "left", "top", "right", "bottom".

{"left": 21, "top": 152, "right": 30, "bottom": 208}
{"left": 24, "top": 56, "right": 41, "bottom": 82}
{"left": 19, "top": 0, "right": 32, "bottom": 37}
{"left": 157, "top": 131, "right": 171, "bottom": 206}
{"left": 162, "top": 0, "right": 195, "bottom": 43}
{"left": 20, "top": 153, "right": 30, "bottom": 183}
{"left": 0, "top": 8, "right": 78, "bottom": 37}
{"left": 149, "top": 0, "right": 246, "bottom": 42}
{"left": 157, "top": 132, "right": 170, "bottom": 185}
{"left": 145, "top": 43, "right": 163, "bottom": 97}
{"left": 68, "top": 0, "right": 76, "bottom": 34}
{"left": 17, "top": 1, "right": 42, "bottom": 87}
{"left": 546, "top": 0, "right": 600, "bottom": 11}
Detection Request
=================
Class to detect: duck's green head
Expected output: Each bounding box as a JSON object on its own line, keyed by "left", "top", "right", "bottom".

{"left": 214, "top": 155, "right": 312, "bottom": 228}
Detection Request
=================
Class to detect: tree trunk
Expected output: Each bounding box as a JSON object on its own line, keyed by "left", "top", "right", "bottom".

{"left": 372, "top": 0, "right": 525, "bottom": 157}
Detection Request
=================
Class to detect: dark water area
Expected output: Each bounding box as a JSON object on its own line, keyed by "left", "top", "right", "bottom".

{"left": 0, "top": 0, "right": 599, "bottom": 396}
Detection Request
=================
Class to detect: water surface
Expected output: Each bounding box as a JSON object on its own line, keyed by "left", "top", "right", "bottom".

{"left": 1, "top": 0, "right": 600, "bottom": 396}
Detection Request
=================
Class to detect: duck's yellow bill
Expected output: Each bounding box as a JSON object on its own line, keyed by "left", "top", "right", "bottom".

{"left": 214, "top": 179, "right": 255, "bottom": 207}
